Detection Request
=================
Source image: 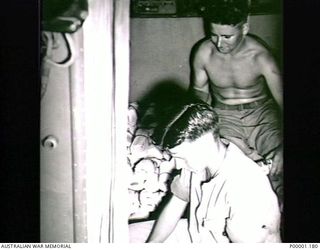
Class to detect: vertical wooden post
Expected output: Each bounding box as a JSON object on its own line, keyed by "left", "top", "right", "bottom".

{"left": 69, "top": 29, "right": 88, "bottom": 243}
{"left": 82, "top": 0, "right": 114, "bottom": 243}
{"left": 82, "top": 0, "right": 130, "bottom": 243}
{"left": 111, "top": 0, "right": 130, "bottom": 243}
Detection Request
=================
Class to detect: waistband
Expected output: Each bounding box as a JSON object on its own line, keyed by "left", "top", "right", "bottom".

{"left": 214, "top": 98, "right": 268, "bottom": 111}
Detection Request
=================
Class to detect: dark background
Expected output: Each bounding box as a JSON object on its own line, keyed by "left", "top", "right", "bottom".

{"left": 283, "top": 0, "right": 320, "bottom": 242}
{"left": 1, "top": 0, "right": 320, "bottom": 242}
{"left": 1, "top": 1, "right": 40, "bottom": 242}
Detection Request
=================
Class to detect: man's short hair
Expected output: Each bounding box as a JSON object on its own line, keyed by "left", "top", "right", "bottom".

{"left": 152, "top": 103, "right": 220, "bottom": 149}
{"left": 202, "top": 0, "right": 250, "bottom": 26}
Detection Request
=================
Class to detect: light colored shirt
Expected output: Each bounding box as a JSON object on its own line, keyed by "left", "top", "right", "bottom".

{"left": 171, "top": 142, "right": 281, "bottom": 242}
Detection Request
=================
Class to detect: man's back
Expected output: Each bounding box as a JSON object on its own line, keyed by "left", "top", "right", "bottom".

{"left": 224, "top": 143, "right": 281, "bottom": 242}
{"left": 192, "top": 142, "right": 281, "bottom": 242}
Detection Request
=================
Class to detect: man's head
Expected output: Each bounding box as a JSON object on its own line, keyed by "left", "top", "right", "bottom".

{"left": 153, "top": 102, "right": 219, "bottom": 149}
{"left": 203, "top": 0, "right": 250, "bottom": 26}
{"left": 152, "top": 103, "right": 220, "bottom": 172}
{"left": 203, "top": 0, "right": 250, "bottom": 54}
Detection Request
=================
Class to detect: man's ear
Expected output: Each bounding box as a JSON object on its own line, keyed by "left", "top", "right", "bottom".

{"left": 242, "top": 22, "right": 250, "bottom": 35}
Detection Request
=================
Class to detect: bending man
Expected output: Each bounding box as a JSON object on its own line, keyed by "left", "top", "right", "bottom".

{"left": 140, "top": 103, "right": 281, "bottom": 243}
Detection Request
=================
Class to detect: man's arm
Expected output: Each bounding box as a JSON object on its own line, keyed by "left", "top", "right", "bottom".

{"left": 146, "top": 195, "right": 188, "bottom": 242}
{"left": 189, "top": 49, "right": 211, "bottom": 104}
{"left": 259, "top": 51, "right": 283, "bottom": 111}
{"left": 259, "top": 51, "right": 283, "bottom": 176}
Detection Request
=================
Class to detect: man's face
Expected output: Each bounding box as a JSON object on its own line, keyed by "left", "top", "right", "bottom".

{"left": 209, "top": 22, "right": 247, "bottom": 54}
{"left": 169, "top": 137, "right": 209, "bottom": 173}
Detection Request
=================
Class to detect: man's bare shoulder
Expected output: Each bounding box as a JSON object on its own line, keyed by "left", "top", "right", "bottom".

{"left": 195, "top": 38, "right": 215, "bottom": 56}
{"left": 244, "top": 36, "right": 279, "bottom": 74}
{"left": 245, "top": 36, "right": 272, "bottom": 57}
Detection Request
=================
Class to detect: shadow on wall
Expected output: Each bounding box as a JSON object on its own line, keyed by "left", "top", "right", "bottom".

{"left": 136, "top": 79, "right": 199, "bottom": 129}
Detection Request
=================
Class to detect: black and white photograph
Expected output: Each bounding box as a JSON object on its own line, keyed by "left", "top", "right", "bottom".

{"left": 1, "top": 0, "right": 320, "bottom": 246}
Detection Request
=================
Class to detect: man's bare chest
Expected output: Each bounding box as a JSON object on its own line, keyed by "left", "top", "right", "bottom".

{"left": 205, "top": 57, "right": 260, "bottom": 88}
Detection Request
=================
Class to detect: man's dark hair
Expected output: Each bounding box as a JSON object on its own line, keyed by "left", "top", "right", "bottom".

{"left": 202, "top": 0, "right": 250, "bottom": 25}
{"left": 152, "top": 103, "right": 220, "bottom": 149}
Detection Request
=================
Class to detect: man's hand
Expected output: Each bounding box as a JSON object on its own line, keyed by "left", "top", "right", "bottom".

{"left": 269, "top": 147, "right": 283, "bottom": 176}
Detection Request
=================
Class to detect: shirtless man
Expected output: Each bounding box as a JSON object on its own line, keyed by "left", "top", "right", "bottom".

{"left": 189, "top": 0, "right": 283, "bottom": 201}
